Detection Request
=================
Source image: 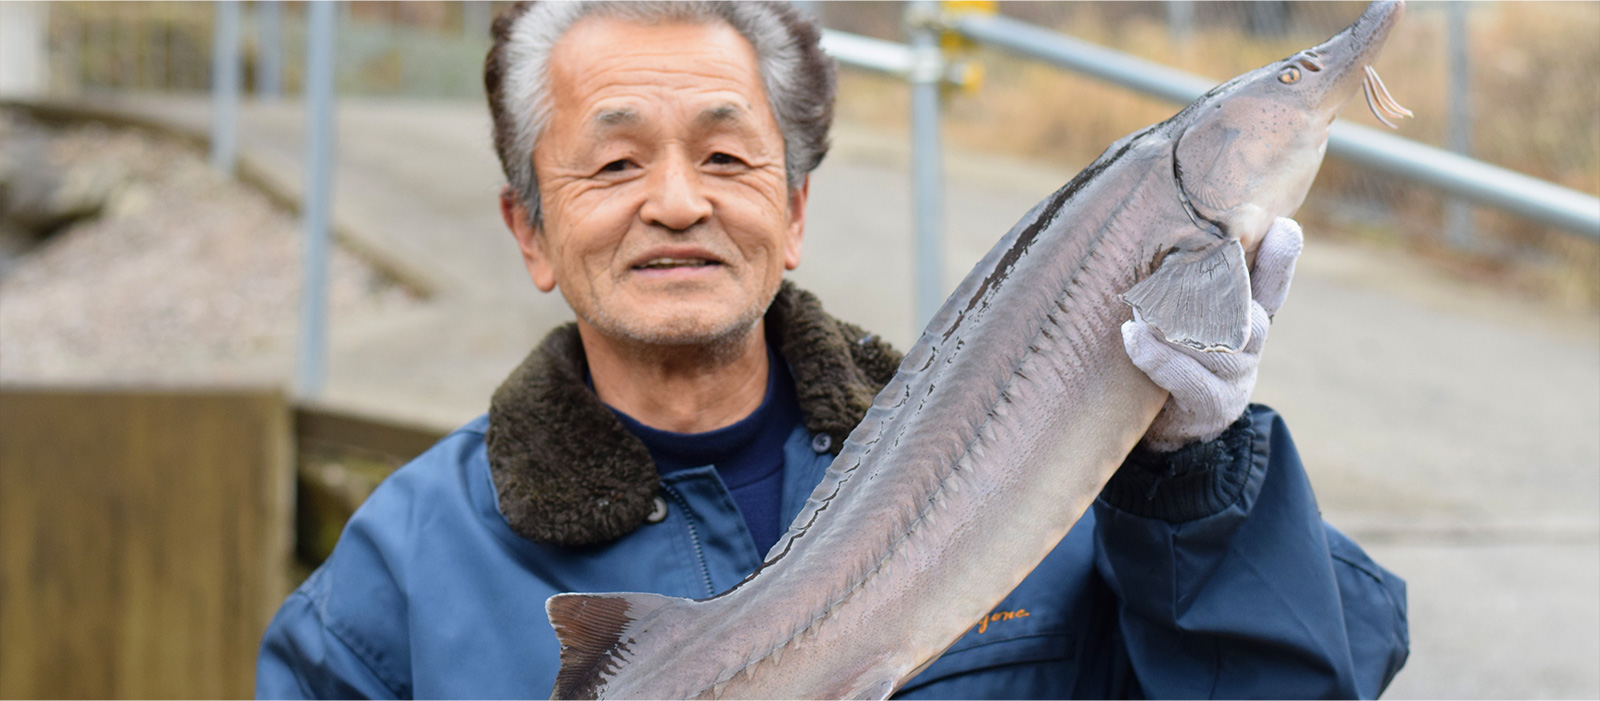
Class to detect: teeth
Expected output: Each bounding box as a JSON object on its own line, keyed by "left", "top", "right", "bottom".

{"left": 637, "top": 257, "right": 714, "bottom": 269}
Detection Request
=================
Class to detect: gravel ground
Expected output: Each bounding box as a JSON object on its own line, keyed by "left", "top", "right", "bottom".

{"left": 0, "top": 111, "right": 421, "bottom": 384}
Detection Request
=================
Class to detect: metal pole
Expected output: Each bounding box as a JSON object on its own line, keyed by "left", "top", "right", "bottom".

{"left": 1167, "top": 0, "right": 1194, "bottom": 46}
{"left": 1248, "top": 1, "right": 1287, "bottom": 38}
{"left": 147, "top": 3, "right": 167, "bottom": 91}
{"left": 60, "top": 5, "right": 83, "bottom": 95}
{"left": 907, "top": 0, "right": 946, "bottom": 327}
{"left": 258, "top": 0, "right": 284, "bottom": 99}
{"left": 0, "top": 2, "right": 50, "bottom": 99}
{"left": 298, "top": 1, "right": 338, "bottom": 399}
{"left": 1445, "top": 1, "right": 1475, "bottom": 250}
{"left": 953, "top": 12, "right": 1600, "bottom": 239}
{"left": 209, "top": 0, "right": 241, "bottom": 175}
{"left": 117, "top": 2, "right": 137, "bottom": 87}
{"left": 86, "top": 12, "right": 109, "bottom": 89}
{"left": 462, "top": 1, "right": 492, "bottom": 41}
{"left": 790, "top": 0, "right": 821, "bottom": 22}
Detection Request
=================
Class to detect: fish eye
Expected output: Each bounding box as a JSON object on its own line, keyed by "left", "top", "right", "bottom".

{"left": 1278, "top": 66, "right": 1302, "bottom": 84}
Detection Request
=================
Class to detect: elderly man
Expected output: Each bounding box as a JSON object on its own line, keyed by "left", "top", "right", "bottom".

{"left": 257, "top": 2, "right": 1407, "bottom": 698}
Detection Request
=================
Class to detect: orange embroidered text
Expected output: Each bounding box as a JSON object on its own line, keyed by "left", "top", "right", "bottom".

{"left": 975, "top": 608, "right": 1029, "bottom": 634}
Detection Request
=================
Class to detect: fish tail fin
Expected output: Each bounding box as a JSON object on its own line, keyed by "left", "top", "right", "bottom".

{"left": 547, "top": 590, "right": 698, "bottom": 699}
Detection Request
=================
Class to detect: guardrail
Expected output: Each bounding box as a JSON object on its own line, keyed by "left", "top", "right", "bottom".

{"left": 27, "top": 5, "right": 1587, "bottom": 383}
{"left": 950, "top": 13, "right": 1600, "bottom": 239}
{"left": 819, "top": 10, "right": 1600, "bottom": 323}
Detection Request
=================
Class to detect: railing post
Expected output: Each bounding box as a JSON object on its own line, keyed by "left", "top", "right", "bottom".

{"left": 907, "top": 0, "right": 946, "bottom": 328}
{"left": 59, "top": 5, "right": 82, "bottom": 94}
{"left": 462, "top": 1, "right": 492, "bottom": 41}
{"left": 146, "top": 3, "right": 168, "bottom": 91}
{"left": 258, "top": 0, "right": 284, "bottom": 99}
{"left": 209, "top": 0, "right": 241, "bottom": 175}
{"left": 0, "top": 2, "right": 50, "bottom": 99}
{"left": 298, "top": 1, "right": 339, "bottom": 399}
{"left": 1445, "top": 0, "right": 1475, "bottom": 250}
{"left": 790, "top": 0, "right": 821, "bottom": 21}
{"left": 1167, "top": 0, "right": 1194, "bottom": 45}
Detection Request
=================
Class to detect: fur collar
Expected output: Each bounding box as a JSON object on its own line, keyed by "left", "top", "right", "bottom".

{"left": 485, "top": 282, "right": 903, "bottom": 547}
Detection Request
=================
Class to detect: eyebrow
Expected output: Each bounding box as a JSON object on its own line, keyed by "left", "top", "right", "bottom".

{"left": 591, "top": 107, "right": 640, "bottom": 129}
{"left": 697, "top": 104, "right": 746, "bottom": 127}
{"left": 585, "top": 103, "right": 752, "bottom": 135}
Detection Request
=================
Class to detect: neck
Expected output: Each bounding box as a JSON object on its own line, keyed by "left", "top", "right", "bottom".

{"left": 578, "top": 319, "right": 771, "bottom": 434}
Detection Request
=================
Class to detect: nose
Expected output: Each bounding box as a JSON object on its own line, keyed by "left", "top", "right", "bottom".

{"left": 640, "top": 151, "right": 712, "bottom": 232}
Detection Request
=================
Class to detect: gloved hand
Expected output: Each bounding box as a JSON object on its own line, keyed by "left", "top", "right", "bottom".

{"left": 1122, "top": 217, "right": 1304, "bottom": 452}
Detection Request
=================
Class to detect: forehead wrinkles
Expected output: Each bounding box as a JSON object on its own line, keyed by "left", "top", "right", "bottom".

{"left": 562, "top": 46, "right": 761, "bottom": 90}
{"left": 545, "top": 18, "right": 771, "bottom": 120}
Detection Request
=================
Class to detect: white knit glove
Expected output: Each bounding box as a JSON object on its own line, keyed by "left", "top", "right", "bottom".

{"left": 1122, "top": 218, "right": 1304, "bottom": 452}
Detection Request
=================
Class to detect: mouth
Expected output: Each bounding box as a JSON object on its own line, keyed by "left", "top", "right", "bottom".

{"left": 633, "top": 257, "right": 721, "bottom": 270}
{"left": 627, "top": 248, "right": 730, "bottom": 278}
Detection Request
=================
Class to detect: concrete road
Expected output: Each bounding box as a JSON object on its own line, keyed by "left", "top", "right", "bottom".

{"left": 27, "top": 95, "right": 1600, "bottom": 698}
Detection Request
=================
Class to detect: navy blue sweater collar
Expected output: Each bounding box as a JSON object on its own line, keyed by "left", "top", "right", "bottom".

{"left": 606, "top": 345, "right": 801, "bottom": 488}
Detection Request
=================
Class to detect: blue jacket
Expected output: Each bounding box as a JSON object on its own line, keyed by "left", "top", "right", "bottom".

{"left": 257, "top": 287, "right": 1408, "bottom": 699}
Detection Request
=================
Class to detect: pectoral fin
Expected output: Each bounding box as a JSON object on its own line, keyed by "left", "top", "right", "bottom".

{"left": 1123, "top": 239, "right": 1252, "bottom": 352}
{"left": 547, "top": 591, "right": 699, "bottom": 699}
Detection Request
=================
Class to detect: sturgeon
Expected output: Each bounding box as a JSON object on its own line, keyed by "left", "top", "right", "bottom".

{"left": 547, "top": 2, "right": 1410, "bottom": 698}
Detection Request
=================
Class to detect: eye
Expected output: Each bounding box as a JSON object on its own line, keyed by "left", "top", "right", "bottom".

{"left": 1278, "top": 66, "right": 1301, "bottom": 84}
{"left": 599, "top": 159, "right": 633, "bottom": 173}
{"left": 706, "top": 152, "right": 743, "bottom": 167}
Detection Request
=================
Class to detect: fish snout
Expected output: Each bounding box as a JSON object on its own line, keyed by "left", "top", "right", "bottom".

{"left": 1303, "top": 0, "right": 1406, "bottom": 119}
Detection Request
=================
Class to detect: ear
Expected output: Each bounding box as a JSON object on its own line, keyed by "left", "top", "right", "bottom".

{"left": 783, "top": 176, "right": 809, "bottom": 271}
{"left": 1122, "top": 238, "right": 1252, "bottom": 353}
{"left": 500, "top": 187, "right": 558, "bottom": 292}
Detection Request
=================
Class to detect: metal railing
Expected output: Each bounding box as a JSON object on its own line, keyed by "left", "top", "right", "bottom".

{"left": 15, "top": 4, "right": 1591, "bottom": 392}
{"left": 950, "top": 12, "right": 1600, "bottom": 239}
{"left": 819, "top": 8, "right": 1600, "bottom": 324}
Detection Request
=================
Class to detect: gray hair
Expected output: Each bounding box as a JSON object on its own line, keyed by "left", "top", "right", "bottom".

{"left": 484, "top": 1, "right": 837, "bottom": 225}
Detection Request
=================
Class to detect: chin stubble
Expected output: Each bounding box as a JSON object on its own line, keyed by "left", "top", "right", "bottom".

{"left": 583, "top": 279, "right": 781, "bottom": 364}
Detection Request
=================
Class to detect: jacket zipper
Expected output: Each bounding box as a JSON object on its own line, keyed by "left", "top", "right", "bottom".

{"left": 661, "top": 483, "right": 716, "bottom": 597}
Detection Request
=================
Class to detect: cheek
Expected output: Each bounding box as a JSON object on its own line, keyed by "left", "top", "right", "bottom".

{"left": 551, "top": 192, "right": 638, "bottom": 265}
{"left": 713, "top": 178, "right": 792, "bottom": 253}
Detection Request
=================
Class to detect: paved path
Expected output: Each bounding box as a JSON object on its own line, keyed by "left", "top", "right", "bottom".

{"left": 38, "top": 95, "right": 1600, "bottom": 698}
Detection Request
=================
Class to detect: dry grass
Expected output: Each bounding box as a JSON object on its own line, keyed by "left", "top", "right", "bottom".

{"left": 833, "top": 1, "right": 1600, "bottom": 311}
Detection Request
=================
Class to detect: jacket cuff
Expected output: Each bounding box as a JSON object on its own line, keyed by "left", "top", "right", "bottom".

{"left": 1099, "top": 410, "right": 1254, "bottom": 523}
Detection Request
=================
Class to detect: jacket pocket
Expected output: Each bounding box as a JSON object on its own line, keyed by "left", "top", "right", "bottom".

{"left": 895, "top": 631, "right": 1077, "bottom": 698}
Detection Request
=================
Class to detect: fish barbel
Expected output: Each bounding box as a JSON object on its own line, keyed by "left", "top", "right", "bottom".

{"left": 546, "top": 1, "right": 1409, "bottom": 698}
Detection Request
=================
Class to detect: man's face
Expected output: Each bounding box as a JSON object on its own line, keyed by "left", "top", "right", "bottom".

{"left": 507, "top": 16, "right": 806, "bottom": 347}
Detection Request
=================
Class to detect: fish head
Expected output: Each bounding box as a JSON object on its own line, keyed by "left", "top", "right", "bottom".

{"left": 1170, "top": 0, "right": 1405, "bottom": 255}
{"left": 1127, "top": 0, "right": 1405, "bottom": 353}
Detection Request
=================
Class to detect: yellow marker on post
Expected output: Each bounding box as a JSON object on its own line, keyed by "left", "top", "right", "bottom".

{"left": 938, "top": 0, "right": 995, "bottom": 94}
